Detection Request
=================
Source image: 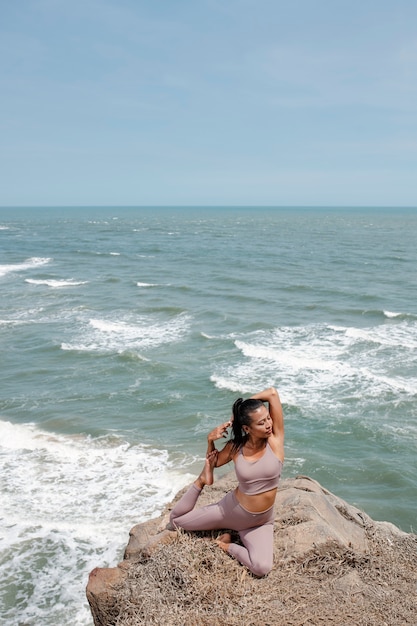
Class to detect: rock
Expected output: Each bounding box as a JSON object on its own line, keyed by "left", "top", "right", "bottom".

{"left": 274, "top": 475, "right": 370, "bottom": 556}
{"left": 86, "top": 566, "right": 127, "bottom": 626}
{"left": 86, "top": 473, "right": 417, "bottom": 626}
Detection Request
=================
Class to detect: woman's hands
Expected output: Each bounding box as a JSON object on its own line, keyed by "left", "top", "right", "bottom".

{"left": 206, "top": 418, "right": 234, "bottom": 467}
{"left": 208, "top": 420, "right": 232, "bottom": 443}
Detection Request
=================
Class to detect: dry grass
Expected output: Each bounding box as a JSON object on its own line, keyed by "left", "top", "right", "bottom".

{"left": 100, "top": 526, "right": 417, "bottom": 626}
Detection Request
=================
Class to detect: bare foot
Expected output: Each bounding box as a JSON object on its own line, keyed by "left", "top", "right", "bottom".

{"left": 195, "top": 450, "right": 217, "bottom": 489}
{"left": 215, "top": 532, "right": 232, "bottom": 552}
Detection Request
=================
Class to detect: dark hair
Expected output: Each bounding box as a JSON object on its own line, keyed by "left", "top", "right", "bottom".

{"left": 231, "top": 397, "right": 264, "bottom": 450}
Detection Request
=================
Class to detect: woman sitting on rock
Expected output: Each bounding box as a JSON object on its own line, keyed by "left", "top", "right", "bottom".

{"left": 169, "top": 387, "right": 284, "bottom": 577}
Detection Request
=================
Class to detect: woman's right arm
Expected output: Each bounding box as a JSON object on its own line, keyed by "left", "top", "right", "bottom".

{"left": 207, "top": 421, "right": 234, "bottom": 467}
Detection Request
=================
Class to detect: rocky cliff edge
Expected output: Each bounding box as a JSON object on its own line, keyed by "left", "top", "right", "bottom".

{"left": 86, "top": 474, "right": 417, "bottom": 625}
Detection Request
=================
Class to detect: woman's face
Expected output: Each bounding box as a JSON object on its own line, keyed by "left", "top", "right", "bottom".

{"left": 246, "top": 405, "right": 273, "bottom": 439}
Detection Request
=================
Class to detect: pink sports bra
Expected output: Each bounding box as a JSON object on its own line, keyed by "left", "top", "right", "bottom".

{"left": 234, "top": 442, "right": 283, "bottom": 496}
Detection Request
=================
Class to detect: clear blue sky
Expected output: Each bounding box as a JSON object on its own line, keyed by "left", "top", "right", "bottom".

{"left": 1, "top": 0, "right": 416, "bottom": 207}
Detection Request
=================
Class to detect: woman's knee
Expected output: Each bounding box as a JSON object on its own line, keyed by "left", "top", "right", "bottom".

{"left": 249, "top": 557, "right": 273, "bottom": 577}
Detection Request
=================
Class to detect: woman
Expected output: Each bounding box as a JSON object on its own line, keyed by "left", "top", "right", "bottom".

{"left": 169, "top": 387, "right": 284, "bottom": 577}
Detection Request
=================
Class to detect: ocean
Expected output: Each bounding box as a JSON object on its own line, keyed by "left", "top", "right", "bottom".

{"left": 0, "top": 206, "right": 416, "bottom": 625}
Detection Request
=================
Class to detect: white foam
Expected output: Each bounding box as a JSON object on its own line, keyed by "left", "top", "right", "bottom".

{"left": 0, "top": 420, "right": 194, "bottom": 625}
{"left": 358, "top": 368, "right": 417, "bottom": 395}
{"left": 346, "top": 323, "right": 417, "bottom": 349}
{"left": 136, "top": 281, "right": 158, "bottom": 287}
{"left": 0, "top": 257, "right": 52, "bottom": 277}
{"left": 235, "top": 339, "right": 340, "bottom": 372}
{"left": 384, "top": 310, "right": 402, "bottom": 318}
{"left": 211, "top": 375, "right": 249, "bottom": 394}
{"left": 25, "top": 278, "right": 88, "bottom": 288}
{"left": 61, "top": 313, "right": 191, "bottom": 354}
{"left": 212, "top": 320, "right": 417, "bottom": 415}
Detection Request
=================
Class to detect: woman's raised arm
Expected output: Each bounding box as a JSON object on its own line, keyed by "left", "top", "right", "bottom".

{"left": 251, "top": 387, "right": 284, "bottom": 440}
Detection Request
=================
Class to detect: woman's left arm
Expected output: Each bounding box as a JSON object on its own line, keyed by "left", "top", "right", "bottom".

{"left": 251, "top": 386, "right": 284, "bottom": 441}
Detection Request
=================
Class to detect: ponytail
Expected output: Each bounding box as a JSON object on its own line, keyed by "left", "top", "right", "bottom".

{"left": 231, "top": 397, "right": 263, "bottom": 450}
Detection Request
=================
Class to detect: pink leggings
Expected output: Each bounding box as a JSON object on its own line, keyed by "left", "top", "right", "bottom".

{"left": 169, "top": 485, "right": 274, "bottom": 577}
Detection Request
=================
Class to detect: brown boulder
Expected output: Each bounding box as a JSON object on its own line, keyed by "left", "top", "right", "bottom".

{"left": 86, "top": 473, "right": 417, "bottom": 626}
{"left": 274, "top": 475, "right": 370, "bottom": 556}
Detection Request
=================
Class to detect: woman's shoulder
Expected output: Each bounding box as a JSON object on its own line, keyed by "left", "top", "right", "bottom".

{"left": 225, "top": 439, "right": 241, "bottom": 461}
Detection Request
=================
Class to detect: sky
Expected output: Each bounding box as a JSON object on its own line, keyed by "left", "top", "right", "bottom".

{"left": 1, "top": 0, "right": 417, "bottom": 207}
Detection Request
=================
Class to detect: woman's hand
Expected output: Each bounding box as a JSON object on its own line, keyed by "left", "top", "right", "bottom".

{"left": 208, "top": 420, "right": 232, "bottom": 443}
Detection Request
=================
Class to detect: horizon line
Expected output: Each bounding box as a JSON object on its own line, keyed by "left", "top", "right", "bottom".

{"left": 1, "top": 204, "right": 417, "bottom": 210}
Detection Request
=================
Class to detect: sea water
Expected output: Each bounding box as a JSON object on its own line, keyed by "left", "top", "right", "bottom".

{"left": 0, "top": 206, "right": 416, "bottom": 625}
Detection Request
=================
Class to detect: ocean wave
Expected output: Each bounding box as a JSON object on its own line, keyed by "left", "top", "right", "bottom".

{"left": 211, "top": 320, "right": 417, "bottom": 411}
{"left": 61, "top": 313, "right": 191, "bottom": 354}
{"left": 25, "top": 278, "right": 88, "bottom": 288}
{"left": 383, "top": 310, "right": 417, "bottom": 320}
{"left": 210, "top": 375, "right": 249, "bottom": 394}
{"left": 358, "top": 369, "right": 417, "bottom": 395}
{"left": 235, "top": 339, "right": 341, "bottom": 372}
{"left": 0, "top": 420, "right": 194, "bottom": 625}
{"left": 384, "top": 310, "right": 402, "bottom": 318}
{"left": 345, "top": 323, "right": 417, "bottom": 349}
{"left": 0, "top": 257, "right": 52, "bottom": 277}
{"left": 355, "top": 309, "right": 417, "bottom": 322}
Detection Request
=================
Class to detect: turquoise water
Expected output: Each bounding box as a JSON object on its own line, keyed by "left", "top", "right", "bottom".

{"left": 1, "top": 206, "right": 416, "bottom": 624}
